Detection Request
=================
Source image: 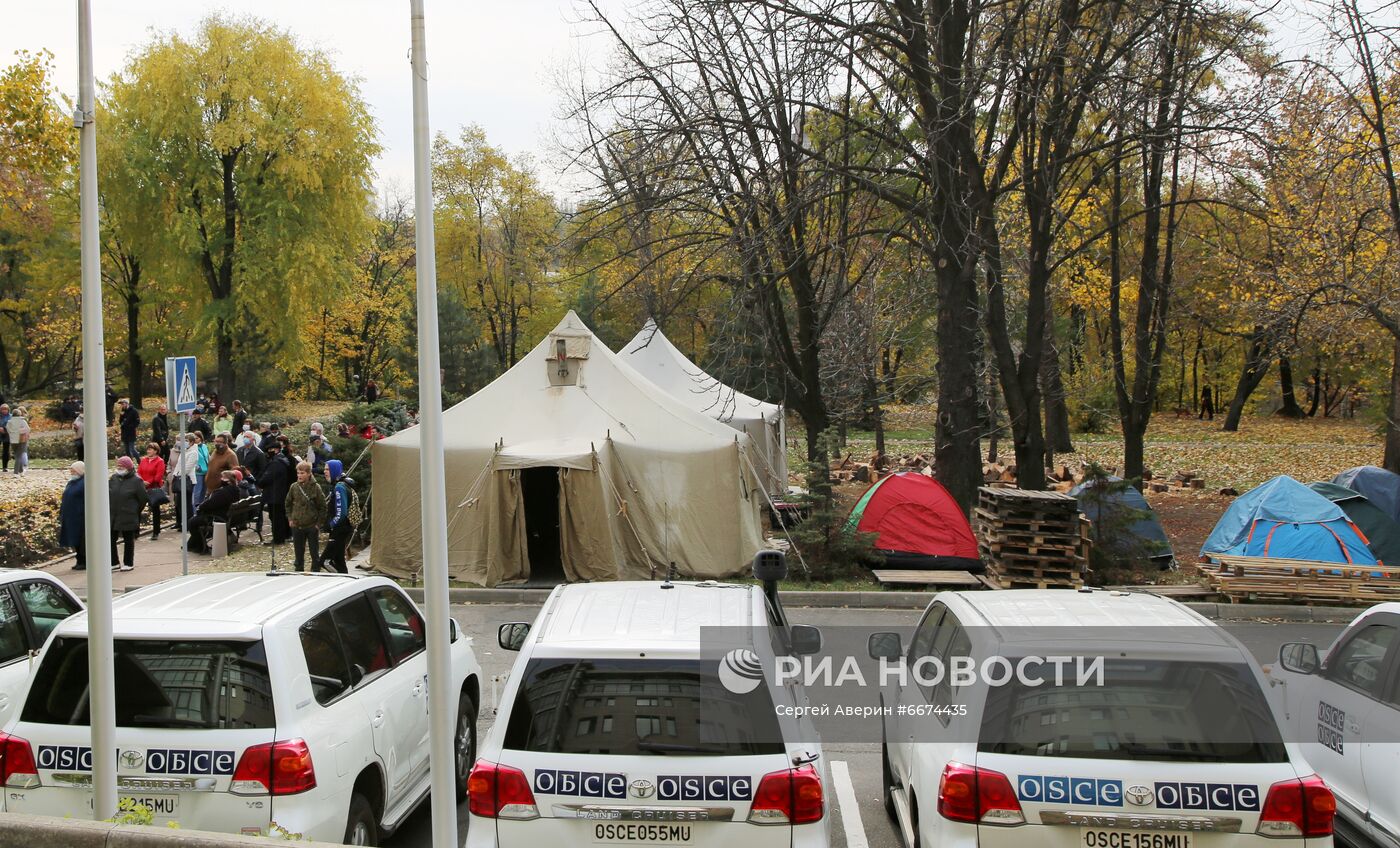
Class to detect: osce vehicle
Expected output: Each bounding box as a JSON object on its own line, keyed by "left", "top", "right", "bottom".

{"left": 1, "top": 572, "right": 481, "bottom": 846}
{"left": 466, "top": 553, "right": 831, "bottom": 848}
{"left": 1270, "top": 602, "right": 1400, "bottom": 848}
{"left": 0, "top": 570, "right": 82, "bottom": 726}
{"left": 868, "top": 589, "right": 1336, "bottom": 848}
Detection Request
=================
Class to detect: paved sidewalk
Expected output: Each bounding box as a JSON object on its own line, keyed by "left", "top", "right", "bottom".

{"left": 35, "top": 521, "right": 329, "bottom": 596}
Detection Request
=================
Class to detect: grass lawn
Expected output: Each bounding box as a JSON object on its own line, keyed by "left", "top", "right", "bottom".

{"left": 792, "top": 407, "right": 1384, "bottom": 492}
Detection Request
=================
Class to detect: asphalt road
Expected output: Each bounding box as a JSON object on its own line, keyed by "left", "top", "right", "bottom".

{"left": 385, "top": 604, "right": 1347, "bottom": 848}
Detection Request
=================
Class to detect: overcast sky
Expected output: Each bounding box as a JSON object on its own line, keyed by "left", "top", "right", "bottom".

{"left": 1, "top": 0, "right": 616, "bottom": 199}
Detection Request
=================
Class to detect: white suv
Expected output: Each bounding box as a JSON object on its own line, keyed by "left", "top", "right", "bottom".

{"left": 871, "top": 589, "right": 1336, "bottom": 848}
{"left": 1270, "top": 602, "right": 1400, "bottom": 848}
{"left": 2, "top": 572, "right": 481, "bottom": 846}
{"left": 0, "top": 569, "right": 82, "bottom": 727}
{"left": 466, "top": 556, "right": 831, "bottom": 848}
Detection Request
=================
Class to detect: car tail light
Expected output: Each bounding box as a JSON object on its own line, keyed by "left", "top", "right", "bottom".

{"left": 748, "top": 764, "right": 824, "bottom": 825}
{"left": 938, "top": 763, "right": 1024, "bottom": 826}
{"left": 0, "top": 733, "right": 39, "bottom": 789}
{"left": 1257, "top": 775, "right": 1335, "bottom": 838}
{"left": 230, "top": 739, "right": 316, "bottom": 796}
{"left": 466, "top": 760, "right": 539, "bottom": 820}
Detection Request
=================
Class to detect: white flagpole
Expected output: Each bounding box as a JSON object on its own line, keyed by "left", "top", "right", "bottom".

{"left": 76, "top": 0, "right": 118, "bottom": 821}
{"left": 409, "top": 3, "right": 458, "bottom": 846}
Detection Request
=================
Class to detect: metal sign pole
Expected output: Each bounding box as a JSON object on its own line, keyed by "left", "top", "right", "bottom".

{"left": 76, "top": 0, "right": 117, "bottom": 821}
{"left": 408, "top": 4, "right": 458, "bottom": 847}
{"left": 179, "top": 413, "right": 188, "bottom": 577}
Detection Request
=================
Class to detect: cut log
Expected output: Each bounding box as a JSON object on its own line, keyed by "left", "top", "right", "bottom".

{"left": 1189, "top": 478, "right": 1206, "bottom": 490}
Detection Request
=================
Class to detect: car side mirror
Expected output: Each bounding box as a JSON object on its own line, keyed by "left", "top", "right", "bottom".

{"left": 1279, "top": 642, "right": 1320, "bottom": 675}
{"left": 349, "top": 663, "right": 366, "bottom": 686}
{"left": 868, "top": 632, "right": 902, "bottom": 661}
{"left": 790, "top": 625, "right": 822, "bottom": 656}
{"left": 449, "top": 618, "right": 459, "bottom": 644}
{"left": 499, "top": 622, "right": 531, "bottom": 652}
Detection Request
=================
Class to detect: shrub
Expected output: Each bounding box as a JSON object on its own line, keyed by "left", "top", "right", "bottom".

{"left": 338, "top": 399, "right": 409, "bottom": 436}
{"left": 785, "top": 430, "right": 878, "bottom": 581}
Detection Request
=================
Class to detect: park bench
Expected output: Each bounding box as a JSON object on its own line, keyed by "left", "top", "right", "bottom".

{"left": 192, "top": 495, "right": 263, "bottom": 553}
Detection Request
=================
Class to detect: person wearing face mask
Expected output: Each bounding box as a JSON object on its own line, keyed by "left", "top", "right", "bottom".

{"left": 318, "top": 459, "right": 354, "bottom": 573}
{"left": 287, "top": 461, "right": 327, "bottom": 572}
{"left": 204, "top": 433, "right": 238, "bottom": 497}
{"left": 109, "top": 456, "right": 147, "bottom": 571}
{"left": 58, "top": 462, "right": 86, "bottom": 571}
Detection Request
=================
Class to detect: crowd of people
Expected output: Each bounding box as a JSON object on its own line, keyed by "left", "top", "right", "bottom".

{"left": 52, "top": 395, "right": 370, "bottom": 574}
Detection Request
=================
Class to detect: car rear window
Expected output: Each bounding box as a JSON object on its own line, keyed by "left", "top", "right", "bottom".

{"left": 978, "top": 659, "right": 1287, "bottom": 763}
{"left": 503, "top": 658, "right": 784, "bottom": 757}
{"left": 22, "top": 637, "right": 274, "bottom": 729}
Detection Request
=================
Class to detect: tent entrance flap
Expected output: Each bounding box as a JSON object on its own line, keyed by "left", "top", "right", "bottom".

{"left": 521, "top": 467, "right": 566, "bottom": 585}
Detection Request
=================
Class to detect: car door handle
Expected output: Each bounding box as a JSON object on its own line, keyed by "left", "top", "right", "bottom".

{"left": 372, "top": 711, "right": 385, "bottom": 728}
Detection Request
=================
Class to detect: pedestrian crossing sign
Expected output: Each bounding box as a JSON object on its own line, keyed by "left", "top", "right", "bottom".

{"left": 165, "top": 356, "right": 198, "bottom": 414}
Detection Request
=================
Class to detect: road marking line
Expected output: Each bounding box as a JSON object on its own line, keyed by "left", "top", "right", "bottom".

{"left": 832, "top": 760, "right": 870, "bottom": 848}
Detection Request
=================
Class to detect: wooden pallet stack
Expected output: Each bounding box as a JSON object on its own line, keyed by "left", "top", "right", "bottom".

{"left": 1201, "top": 555, "right": 1400, "bottom": 605}
{"left": 974, "top": 487, "right": 1091, "bottom": 589}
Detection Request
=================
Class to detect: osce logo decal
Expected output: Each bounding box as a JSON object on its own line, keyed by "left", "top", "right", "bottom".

{"left": 1154, "top": 782, "right": 1259, "bottom": 812}
{"left": 1018, "top": 776, "right": 1124, "bottom": 807}
{"left": 36, "top": 746, "right": 235, "bottom": 775}
{"left": 657, "top": 775, "right": 753, "bottom": 802}
{"left": 35, "top": 746, "right": 95, "bottom": 771}
{"left": 534, "top": 770, "right": 628, "bottom": 799}
{"left": 146, "top": 749, "right": 236, "bottom": 775}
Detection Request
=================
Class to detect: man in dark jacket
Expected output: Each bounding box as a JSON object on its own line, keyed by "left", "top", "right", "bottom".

{"left": 230, "top": 400, "right": 248, "bottom": 434}
{"left": 189, "top": 408, "right": 213, "bottom": 442}
{"left": 118, "top": 399, "right": 140, "bottom": 460}
{"left": 58, "top": 462, "right": 86, "bottom": 570}
{"left": 109, "top": 456, "right": 146, "bottom": 571}
{"left": 256, "top": 443, "right": 293, "bottom": 544}
{"left": 236, "top": 436, "right": 268, "bottom": 481}
{"left": 151, "top": 405, "right": 171, "bottom": 461}
{"left": 104, "top": 383, "right": 117, "bottom": 425}
{"left": 187, "top": 470, "right": 241, "bottom": 554}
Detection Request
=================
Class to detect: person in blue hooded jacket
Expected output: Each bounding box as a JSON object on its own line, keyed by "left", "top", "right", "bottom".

{"left": 318, "top": 459, "right": 353, "bottom": 573}
{"left": 58, "top": 462, "right": 86, "bottom": 570}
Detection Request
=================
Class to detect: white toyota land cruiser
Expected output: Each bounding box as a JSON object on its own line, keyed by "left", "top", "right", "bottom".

{"left": 2, "top": 572, "right": 481, "bottom": 846}
{"left": 466, "top": 552, "right": 832, "bottom": 848}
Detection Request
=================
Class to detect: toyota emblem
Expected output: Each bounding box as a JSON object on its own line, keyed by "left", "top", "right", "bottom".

{"left": 119, "top": 749, "right": 145, "bottom": 770}
{"left": 1125, "top": 785, "right": 1154, "bottom": 807}
{"left": 629, "top": 779, "right": 656, "bottom": 799}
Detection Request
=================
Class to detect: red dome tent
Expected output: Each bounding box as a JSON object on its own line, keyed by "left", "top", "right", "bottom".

{"left": 843, "top": 472, "right": 981, "bottom": 571}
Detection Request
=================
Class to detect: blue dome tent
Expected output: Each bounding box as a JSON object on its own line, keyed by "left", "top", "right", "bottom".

{"left": 1332, "top": 466, "right": 1400, "bottom": 524}
{"left": 1068, "top": 476, "right": 1174, "bottom": 567}
{"left": 1201, "top": 475, "right": 1377, "bottom": 565}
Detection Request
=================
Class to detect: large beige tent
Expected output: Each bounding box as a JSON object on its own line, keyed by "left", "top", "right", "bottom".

{"left": 370, "top": 312, "right": 767, "bottom": 585}
{"left": 620, "top": 320, "right": 788, "bottom": 495}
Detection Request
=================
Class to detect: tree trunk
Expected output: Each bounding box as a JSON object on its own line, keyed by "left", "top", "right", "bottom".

{"left": 934, "top": 260, "right": 983, "bottom": 514}
{"left": 125, "top": 262, "right": 142, "bottom": 404}
{"left": 1307, "top": 363, "right": 1322, "bottom": 417}
{"left": 1386, "top": 336, "right": 1400, "bottom": 473}
{"left": 216, "top": 321, "right": 236, "bottom": 402}
{"left": 1277, "top": 355, "right": 1305, "bottom": 418}
{"left": 1222, "top": 329, "right": 1272, "bottom": 431}
{"left": 1042, "top": 304, "right": 1074, "bottom": 453}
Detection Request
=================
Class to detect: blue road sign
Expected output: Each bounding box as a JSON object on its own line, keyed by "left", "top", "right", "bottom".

{"left": 165, "top": 356, "right": 198, "bottom": 414}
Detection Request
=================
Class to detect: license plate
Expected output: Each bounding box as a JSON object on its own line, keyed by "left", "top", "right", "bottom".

{"left": 120, "top": 795, "right": 180, "bottom": 817}
{"left": 591, "top": 822, "right": 694, "bottom": 844}
{"left": 1081, "top": 829, "right": 1194, "bottom": 848}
